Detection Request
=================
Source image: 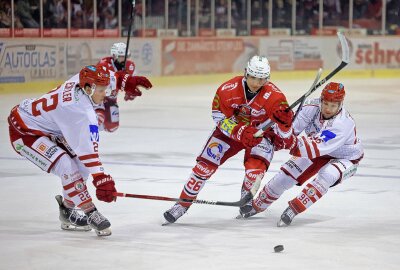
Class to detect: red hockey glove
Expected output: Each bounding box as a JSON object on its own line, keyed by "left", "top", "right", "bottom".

{"left": 116, "top": 71, "right": 152, "bottom": 101}
{"left": 262, "top": 127, "right": 276, "bottom": 143}
{"left": 272, "top": 103, "right": 294, "bottom": 132}
{"left": 92, "top": 174, "right": 117, "bottom": 203}
{"left": 231, "top": 123, "right": 262, "bottom": 148}
{"left": 274, "top": 134, "right": 298, "bottom": 152}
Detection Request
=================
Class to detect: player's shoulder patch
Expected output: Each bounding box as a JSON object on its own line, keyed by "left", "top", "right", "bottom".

{"left": 319, "top": 129, "right": 336, "bottom": 142}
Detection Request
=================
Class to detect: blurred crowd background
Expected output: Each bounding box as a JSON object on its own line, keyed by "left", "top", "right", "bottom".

{"left": 0, "top": 0, "right": 399, "bottom": 37}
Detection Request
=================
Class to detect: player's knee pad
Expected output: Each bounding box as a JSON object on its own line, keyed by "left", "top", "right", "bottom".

{"left": 267, "top": 170, "right": 297, "bottom": 197}
{"left": 317, "top": 163, "right": 342, "bottom": 189}
{"left": 73, "top": 156, "right": 90, "bottom": 181}
{"left": 192, "top": 160, "right": 217, "bottom": 179}
{"left": 11, "top": 135, "right": 66, "bottom": 173}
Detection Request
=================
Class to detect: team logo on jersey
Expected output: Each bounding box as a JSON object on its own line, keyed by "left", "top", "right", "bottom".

{"left": 89, "top": 125, "right": 99, "bottom": 142}
{"left": 307, "top": 187, "right": 316, "bottom": 197}
{"left": 319, "top": 130, "right": 336, "bottom": 142}
{"left": 74, "top": 180, "right": 85, "bottom": 191}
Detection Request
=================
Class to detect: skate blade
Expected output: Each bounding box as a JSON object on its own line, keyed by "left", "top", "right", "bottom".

{"left": 277, "top": 220, "right": 289, "bottom": 227}
{"left": 235, "top": 214, "right": 245, "bottom": 219}
{"left": 61, "top": 223, "right": 92, "bottom": 231}
{"left": 95, "top": 228, "right": 112, "bottom": 237}
{"left": 162, "top": 221, "right": 173, "bottom": 226}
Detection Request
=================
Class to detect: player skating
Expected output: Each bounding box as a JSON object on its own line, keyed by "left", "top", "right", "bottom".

{"left": 96, "top": 42, "right": 145, "bottom": 132}
{"left": 163, "top": 56, "right": 294, "bottom": 223}
{"left": 8, "top": 64, "right": 152, "bottom": 236}
{"left": 239, "top": 82, "right": 364, "bottom": 226}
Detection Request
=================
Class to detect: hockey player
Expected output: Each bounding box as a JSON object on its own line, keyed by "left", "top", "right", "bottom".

{"left": 96, "top": 42, "right": 142, "bottom": 132}
{"left": 240, "top": 82, "right": 364, "bottom": 226}
{"left": 8, "top": 64, "right": 152, "bottom": 236}
{"left": 163, "top": 55, "right": 294, "bottom": 223}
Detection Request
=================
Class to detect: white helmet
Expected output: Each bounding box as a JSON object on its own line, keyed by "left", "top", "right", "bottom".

{"left": 110, "top": 42, "right": 130, "bottom": 58}
{"left": 245, "top": 55, "right": 270, "bottom": 80}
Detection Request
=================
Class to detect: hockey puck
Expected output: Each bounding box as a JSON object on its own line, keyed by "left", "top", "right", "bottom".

{"left": 274, "top": 245, "right": 284, "bottom": 253}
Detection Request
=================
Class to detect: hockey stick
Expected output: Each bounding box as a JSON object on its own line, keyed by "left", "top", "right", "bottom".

{"left": 292, "top": 67, "right": 323, "bottom": 122}
{"left": 123, "top": 0, "right": 136, "bottom": 70}
{"left": 113, "top": 175, "right": 262, "bottom": 207}
{"left": 254, "top": 31, "right": 350, "bottom": 137}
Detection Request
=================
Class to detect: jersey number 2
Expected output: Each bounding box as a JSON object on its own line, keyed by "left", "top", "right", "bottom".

{"left": 32, "top": 94, "right": 59, "bottom": 116}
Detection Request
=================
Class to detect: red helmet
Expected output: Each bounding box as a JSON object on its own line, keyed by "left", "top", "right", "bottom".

{"left": 321, "top": 82, "right": 345, "bottom": 102}
{"left": 79, "top": 65, "right": 110, "bottom": 89}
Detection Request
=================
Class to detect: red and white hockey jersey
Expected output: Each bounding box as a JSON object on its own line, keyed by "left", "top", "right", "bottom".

{"left": 12, "top": 74, "right": 111, "bottom": 176}
{"left": 293, "top": 98, "right": 363, "bottom": 160}
{"left": 212, "top": 76, "right": 291, "bottom": 137}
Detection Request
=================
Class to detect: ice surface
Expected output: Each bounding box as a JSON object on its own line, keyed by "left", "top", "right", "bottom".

{"left": 0, "top": 77, "right": 399, "bottom": 270}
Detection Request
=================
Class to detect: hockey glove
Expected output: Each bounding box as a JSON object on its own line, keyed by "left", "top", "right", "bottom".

{"left": 272, "top": 103, "right": 294, "bottom": 132}
{"left": 274, "top": 133, "right": 298, "bottom": 152}
{"left": 116, "top": 71, "right": 152, "bottom": 101}
{"left": 231, "top": 123, "right": 262, "bottom": 148}
{"left": 92, "top": 174, "right": 117, "bottom": 203}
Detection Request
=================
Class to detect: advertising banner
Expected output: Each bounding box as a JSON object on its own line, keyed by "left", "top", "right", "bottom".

{"left": 0, "top": 41, "right": 62, "bottom": 83}
{"left": 0, "top": 38, "right": 161, "bottom": 83}
{"left": 349, "top": 37, "right": 400, "bottom": 69}
{"left": 162, "top": 38, "right": 260, "bottom": 75}
{"left": 259, "top": 37, "right": 326, "bottom": 71}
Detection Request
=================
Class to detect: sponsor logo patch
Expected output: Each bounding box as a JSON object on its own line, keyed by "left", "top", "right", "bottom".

{"left": 206, "top": 142, "right": 223, "bottom": 161}
{"left": 221, "top": 82, "right": 238, "bottom": 91}
{"left": 89, "top": 125, "right": 99, "bottom": 142}
{"left": 319, "top": 130, "right": 336, "bottom": 142}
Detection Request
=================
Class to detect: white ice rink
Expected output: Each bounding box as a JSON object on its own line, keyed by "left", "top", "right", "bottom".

{"left": 0, "top": 77, "right": 399, "bottom": 270}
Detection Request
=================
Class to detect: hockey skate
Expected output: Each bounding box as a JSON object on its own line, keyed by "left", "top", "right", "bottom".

{"left": 86, "top": 209, "right": 112, "bottom": 236}
{"left": 163, "top": 203, "right": 188, "bottom": 224}
{"left": 277, "top": 206, "right": 297, "bottom": 227}
{"left": 55, "top": 195, "right": 91, "bottom": 232}
{"left": 239, "top": 190, "right": 253, "bottom": 216}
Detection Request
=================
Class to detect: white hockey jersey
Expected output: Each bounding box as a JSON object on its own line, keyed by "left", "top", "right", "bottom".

{"left": 13, "top": 73, "right": 114, "bottom": 176}
{"left": 293, "top": 98, "right": 363, "bottom": 161}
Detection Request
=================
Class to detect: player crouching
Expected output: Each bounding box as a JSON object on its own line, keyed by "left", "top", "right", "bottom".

{"left": 240, "top": 82, "right": 364, "bottom": 226}
{"left": 8, "top": 65, "right": 152, "bottom": 236}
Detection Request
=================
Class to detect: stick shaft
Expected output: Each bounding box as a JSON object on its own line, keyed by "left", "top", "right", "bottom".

{"left": 123, "top": 0, "right": 136, "bottom": 70}
{"left": 113, "top": 192, "right": 250, "bottom": 207}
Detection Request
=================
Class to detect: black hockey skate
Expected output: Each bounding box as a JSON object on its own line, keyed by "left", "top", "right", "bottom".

{"left": 235, "top": 189, "right": 257, "bottom": 219}
{"left": 277, "top": 206, "right": 297, "bottom": 227}
{"left": 55, "top": 195, "right": 91, "bottom": 231}
{"left": 163, "top": 203, "right": 188, "bottom": 224}
{"left": 86, "top": 209, "right": 112, "bottom": 236}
